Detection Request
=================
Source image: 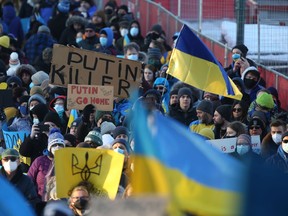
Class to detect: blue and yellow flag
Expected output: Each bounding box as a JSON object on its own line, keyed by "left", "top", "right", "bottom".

{"left": 67, "top": 109, "right": 78, "bottom": 128}
{"left": 167, "top": 24, "right": 242, "bottom": 100}
{"left": 132, "top": 110, "right": 244, "bottom": 215}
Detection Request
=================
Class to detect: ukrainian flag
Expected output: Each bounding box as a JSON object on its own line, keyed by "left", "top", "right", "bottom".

{"left": 167, "top": 24, "right": 242, "bottom": 100}
{"left": 67, "top": 109, "right": 78, "bottom": 128}
{"left": 132, "top": 109, "right": 244, "bottom": 215}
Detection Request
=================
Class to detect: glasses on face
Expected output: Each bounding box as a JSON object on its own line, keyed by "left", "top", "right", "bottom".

{"left": 155, "top": 86, "right": 165, "bottom": 91}
{"left": 233, "top": 108, "right": 242, "bottom": 112}
{"left": 9, "top": 83, "right": 18, "bottom": 88}
{"left": 2, "top": 156, "right": 18, "bottom": 162}
{"left": 249, "top": 125, "right": 260, "bottom": 130}
{"left": 282, "top": 140, "right": 288, "bottom": 143}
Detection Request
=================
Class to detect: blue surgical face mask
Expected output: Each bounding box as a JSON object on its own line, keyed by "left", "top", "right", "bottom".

{"left": 33, "top": 118, "right": 40, "bottom": 125}
{"left": 76, "top": 37, "right": 82, "bottom": 43}
{"left": 99, "top": 37, "right": 108, "bottom": 47}
{"left": 114, "top": 147, "right": 124, "bottom": 155}
{"left": 127, "top": 54, "right": 138, "bottom": 61}
{"left": 232, "top": 53, "right": 241, "bottom": 61}
{"left": 29, "top": 82, "right": 34, "bottom": 89}
{"left": 130, "top": 27, "right": 139, "bottom": 37}
{"left": 54, "top": 104, "right": 64, "bottom": 113}
{"left": 237, "top": 145, "right": 250, "bottom": 155}
{"left": 19, "top": 105, "right": 28, "bottom": 116}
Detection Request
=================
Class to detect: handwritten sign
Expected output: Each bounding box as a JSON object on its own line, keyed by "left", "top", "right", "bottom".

{"left": 50, "top": 44, "right": 142, "bottom": 98}
{"left": 251, "top": 135, "right": 261, "bottom": 154}
{"left": 2, "top": 130, "right": 30, "bottom": 149}
{"left": 55, "top": 148, "right": 124, "bottom": 199}
{"left": 67, "top": 84, "right": 114, "bottom": 111}
{"left": 208, "top": 137, "right": 237, "bottom": 153}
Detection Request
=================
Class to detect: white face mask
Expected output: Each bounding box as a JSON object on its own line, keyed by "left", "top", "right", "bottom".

{"left": 120, "top": 28, "right": 128, "bottom": 37}
{"left": 282, "top": 143, "right": 288, "bottom": 153}
{"left": 33, "top": 118, "right": 40, "bottom": 125}
{"left": 3, "top": 160, "right": 18, "bottom": 172}
{"left": 272, "top": 133, "right": 282, "bottom": 144}
{"left": 237, "top": 145, "right": 250, "bottom": 155}
{"left": 127, "top": 54, "right": 138, "bottom": 61}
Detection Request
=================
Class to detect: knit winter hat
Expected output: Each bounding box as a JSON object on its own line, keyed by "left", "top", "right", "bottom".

{"left": 143, "top": 89, "right": 161, "bottom": 104}
{"left": 178, "top": 87, "right": 192, "bottom": 100}
{"left": 199, "top": 128, "right": 215, "bottom": 140}
{"left": 95, "top": 111, "right": 113, "bottom": 122}
{"left": 9, "top": 52, "right": 20, "bottom": 67}
{"left": 215, "top": 105, "right": 232, "bottom": 121}
{"left": 31, "top": 71, "right": 49, "bottom": 85}
{"left": 84, "top": 130, "right": 103, "bottom": 146}
{"left": 28, "top": 93, "right": 46, "bottom": 105}
{"left": 19, "top": 95, "right": 30, "bottom": 105}
{"left": 111, "top": 138, "right": 131, "bottom": 154}
{"left": 64, "top": 134, "right": 77, "bottom": 147}
{"left": 256, "top": 92, "right": 274, "bottom": 109}
{"left": 151, "top": 24, "right": 163, "bottom": 35}
{"left": 101, "top": 121, "right": 116, "bottom": 135}
{"left": 48, "top": 128, "right": 65, "bottom": 152}
{"left": 85, "top": 23, "right": 96, "bottom": 32}
{"left": 6, "top": 76, "right": 22, "bottom": 87}
{"left": 197, "top": 100, "right": 214, "bottom": 116}
{"left": 232, "top": 44, "right": 248, "bottom": 57}
{"left": 281, "top": 131, "right": 288, "bottom": 141}
{"left": 37, "top": 25, "right": 51, "bottom": 34}
{"left": 169, "top": 89, "right": 178, "bottom": 97}
{"left": 0, "top": 35, "right": 10, "bottom": 48}
{"left": 236, "top": 134, "right": 251, "bottom": 145}
{"left": 57, "top": 0, "right": 70, "bottom": 13}
{"left": 43, "top": 112, "right": 62, "bottom": 128}
{"left": 248, "top": 118, "right": 265, "bottom": 131}
{"left": 112, "top": 126, "right": 129, "bottom": 139}
{"left": 30, "top": 86, "right": 44, "bottom": 96}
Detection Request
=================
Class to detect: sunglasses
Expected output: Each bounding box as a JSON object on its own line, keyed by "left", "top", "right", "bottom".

{"left": 282, "top": 140, "right": 288, "bottom": 143}
{"left": 232, "top": 108, "right": 242, "bottom": 112}
{"left": 155, "top": 86, "right": 165, "bottom": 91}
{"left": 249, "top": 125, "right": 260, "bottom": 130}
{"left": 9, "top": 83, "right": 19, "bottom": 88}
{"left": 2, "top": 156, "right": 18, "bottom": 162}
{"left": 85, "top": 29, "right": 94, "bottom": 33}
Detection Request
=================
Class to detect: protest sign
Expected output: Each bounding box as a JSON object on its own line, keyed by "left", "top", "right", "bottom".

{"left": 67, "top": 84, "right": 114, "bottom": 111}
{"left": 55, "top": 148, "right": 124, "bottom": 199}
{"left": 251, "top": 135, "right": 261, "bottom": 154}
{"left": 2, "top": 130, "right": 30, "bottom": 149}
{"left": 50, "top": 44, "right": 142, "bottom": 98}
{"left": 208, "top": 137, "right": 237, "bottom": 153}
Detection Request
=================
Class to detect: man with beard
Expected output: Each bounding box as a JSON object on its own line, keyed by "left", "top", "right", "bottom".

{"left": 77, "top": 23, "right": 99, "bottom": 51}
{"left": 189, "top": 100, "right": 214, "bottom": 133}
{"left": 213, "top": 105, "right": 232, "bottom": 139}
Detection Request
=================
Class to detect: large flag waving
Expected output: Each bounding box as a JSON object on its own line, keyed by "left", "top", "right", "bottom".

{"left": 167, "top": 24, "right": 242, "bottom": 100}
{"left": 132, "top": 109, "right": 245, "bottom": 215}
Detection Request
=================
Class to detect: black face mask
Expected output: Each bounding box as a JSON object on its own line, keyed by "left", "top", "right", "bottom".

{"left": 244, "top": 78, "right": 257, "bottom": 89}
{"left": 73, "top": 198, "right": 89, "bottom": 210}
{"left": 223, "top": 135, "right": 236, "bottom": 138}
{"left": 105, "top": 9, "right": 113, "bottom": 15}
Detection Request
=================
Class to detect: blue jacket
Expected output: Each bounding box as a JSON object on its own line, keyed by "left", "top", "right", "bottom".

{"left": 266, "top": 146, "right": 288, "bottom": 173}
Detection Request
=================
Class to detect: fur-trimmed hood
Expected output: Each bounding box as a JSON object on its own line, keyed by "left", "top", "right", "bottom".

{"left": 65, "top": 15, "right": 88, "bottom": 28}
{"left": 16, "top": 64, "right": 37, "bottom": 77}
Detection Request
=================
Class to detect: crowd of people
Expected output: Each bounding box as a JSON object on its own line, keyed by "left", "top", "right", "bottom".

{"left": 0, "top": 0, "right": 287, "bottom": 215}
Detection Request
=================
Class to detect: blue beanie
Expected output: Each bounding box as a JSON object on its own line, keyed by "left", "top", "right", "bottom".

{"left": 57, "top": 0, "right": 70, "bottom": 13}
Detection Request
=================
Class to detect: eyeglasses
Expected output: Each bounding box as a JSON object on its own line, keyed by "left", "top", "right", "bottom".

{"left": 9, "top": 83, "right": 18, "bottom": 88}
{"left": 2, "top": 156, "right": 18, "bottom": 162}
{"left": 232, "top": 108, "right": 242, "bottom": 112}
{"left": 282, "top": 140, "right": 288, "bottom": 143}
{"left": 155, "top": 86, "right": 165, "bottom": 91}
{"left": 249, "top": 125, "right": 260, "bottom": 130}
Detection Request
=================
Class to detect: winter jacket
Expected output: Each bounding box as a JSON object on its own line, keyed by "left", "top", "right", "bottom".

{"left": 78, "top": 36, "right": 99, "bottom": 51}
{"left": 47, "top": 12, "right": 69, "bottom": 42}
{"left": 96, "top": 27, "right": 117, "bottom": 55}
{"left": 266, "top": 146, "right": 288, "bottom": 173}
{"left": 28, "top": 155, "right": 52, "bottom": 199}
{"left": 169, "top": 103, "right": 197, "bottom": 127}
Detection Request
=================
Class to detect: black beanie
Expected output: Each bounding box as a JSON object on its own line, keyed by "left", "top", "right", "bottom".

{"left": 31, "top": 103, "right": 49, "bottom": 122}
{"left": 169, "top": 89, "right": 178, "bottom": 97}
{"left": 215, "top": 105, "right": 232, "bottom": 121}
{"left": 64, "top": 134, "right": 77, "bottom": 147}
{"left": 197, "top": 100, "right": 214, "bottom": 116}
{"left": 19, "top": 95, "right": 30, "bottom": 105}
{"left": 178, "top": 87, "right": 192, "bottom": 100}
{"left": 232, "top": 44, "right": 248, "bottom": 57}
{"left": 43, "top": 112, "right": 62, "bottom": 128}
{"left": 112, "top": 126, "right": 129, "bottom": 139}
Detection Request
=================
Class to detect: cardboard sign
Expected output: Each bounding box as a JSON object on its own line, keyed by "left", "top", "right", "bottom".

{"left": 2, "top": 130, "right": 30, "bottom": 149}
{"left": 55, "top": 148, "right": 124, "bottom": 199}
{"left": 67, "top": 84, "right": 114, "bottom": 111}
{"left": 208, "top": 137, "right": 237, "bottom": 153}
{"left": 251, "top": 135, "right": 261, "bottom": 154}
{"left": 50, "top": 44, "right": 142, "bottom": 98}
